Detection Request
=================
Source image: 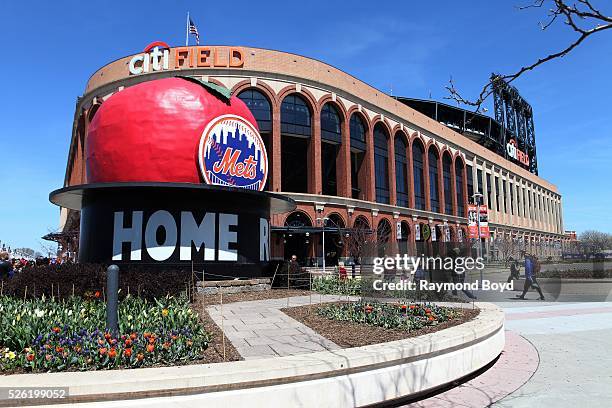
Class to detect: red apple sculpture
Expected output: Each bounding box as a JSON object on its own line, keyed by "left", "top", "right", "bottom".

{"left": 86, "top": 77, "right": 258, "bottom": 184}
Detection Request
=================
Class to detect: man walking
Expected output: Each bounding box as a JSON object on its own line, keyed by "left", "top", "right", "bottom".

{"left": 517, "top": 253, "right": 545, "bottom": 300}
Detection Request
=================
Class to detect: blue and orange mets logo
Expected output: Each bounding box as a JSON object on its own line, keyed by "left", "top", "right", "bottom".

{"left": 198, "top": 114, "right": 268, "bottom": 191}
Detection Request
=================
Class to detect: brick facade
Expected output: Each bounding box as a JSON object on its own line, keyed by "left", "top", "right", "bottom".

{"left": 60, "top": 45, "right": 567, "bottom": 260}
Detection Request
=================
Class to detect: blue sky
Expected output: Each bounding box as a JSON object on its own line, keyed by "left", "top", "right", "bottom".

{"left": 0, "top": 1, "right": 610, "bottom": 252}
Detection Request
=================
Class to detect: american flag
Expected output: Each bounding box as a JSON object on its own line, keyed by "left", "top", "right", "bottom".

{"left": 189, "top": 18, "right": 200, "bottom": 45}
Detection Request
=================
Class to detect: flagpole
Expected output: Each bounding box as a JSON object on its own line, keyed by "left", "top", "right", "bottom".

{"left": 185, "top": 11, "right": 190, "bottom": 46}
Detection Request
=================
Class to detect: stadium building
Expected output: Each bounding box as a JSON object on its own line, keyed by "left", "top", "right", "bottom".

{"left": 53, "top": 44, "right": 567, "bottom": 265}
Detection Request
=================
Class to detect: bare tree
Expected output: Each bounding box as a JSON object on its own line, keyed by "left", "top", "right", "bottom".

{"left": 446, "top": 0, "right": 611, "bottom": 111}
{"left": 579, "top": 230, "right": 612, "bottom": 252}
{"left": 344, "top": 223, "right": 374, "bottom": 262}
{"left": 344, "top": 219, "right": 393, "bottom": 262}
{"left": 495, "top": 236, "right": 521, "bottom": 265}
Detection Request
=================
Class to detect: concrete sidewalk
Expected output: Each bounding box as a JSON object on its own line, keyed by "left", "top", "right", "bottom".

{"left": 206, "top": 294, "right": 353, "bottom": 359}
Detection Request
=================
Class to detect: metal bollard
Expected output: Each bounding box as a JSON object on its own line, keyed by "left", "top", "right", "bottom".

{"left": 106, "top": 265, "right": 120, "bottom": 336}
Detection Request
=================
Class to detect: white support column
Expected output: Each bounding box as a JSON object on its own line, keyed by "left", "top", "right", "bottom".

{"left": 471, "top": 157, "right": 478, "bottom": 203}
{"left": 490, "top": 167, "right": 498, "bottom": 214}
{"left": 558, "top": 197, "right": 564, "bottom": 233}
{"left": 516, "top": 179, "right": 525, "bottom": 225}
{"left": 481, "top": 162, "right": 489, "bottom": 209}
{"left": 525, "top": 184, "right": 532, "bottom": 228}
{"left": 505, "top": 174, "right": 512, "bottom": 225}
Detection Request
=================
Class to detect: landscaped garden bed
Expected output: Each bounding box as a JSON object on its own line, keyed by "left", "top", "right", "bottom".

{"left": 0, "top": 294, "right": 210, "bottom": 373}
{"left": 282, "top": 301, "right": 479, "bottom": 348}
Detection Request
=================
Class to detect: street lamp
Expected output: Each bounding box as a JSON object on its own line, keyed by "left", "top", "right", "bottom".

{"left": 472, "top": 192, "right": 484, "bottom": 287}
{"left": 316, "top": 217, "right": 327, "bottom": 274}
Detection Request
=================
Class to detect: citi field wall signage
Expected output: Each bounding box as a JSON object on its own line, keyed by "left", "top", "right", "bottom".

{"left": 128, "top": 41, "right": 245, "bottom": 75}
{"left": 506, "top": 139, "right": 530, "bottom": 167}
{"left": 467, "top": 205, "right": 490, "bottom": 239}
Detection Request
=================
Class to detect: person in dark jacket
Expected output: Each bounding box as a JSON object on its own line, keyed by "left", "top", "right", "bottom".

{"left": 517, "top": 254, "right": 545, "bottom": 300}
{"left": 507, "top": 259, "right": 521, "bottom": 283}
{"left": 0, "top": 252, "right": 12, "bottom": 280}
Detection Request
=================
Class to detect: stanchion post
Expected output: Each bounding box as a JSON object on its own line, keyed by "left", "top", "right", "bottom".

{"left": 106, "top": 265, "right": 120, "bottom": 336}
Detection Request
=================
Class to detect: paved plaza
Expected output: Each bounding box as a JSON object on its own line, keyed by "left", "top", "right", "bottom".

{"left": 207, "top": 293, "right": 612, "bottom": 407}
{"left": 206, "top": 294, "right": 350, "bottom": 359}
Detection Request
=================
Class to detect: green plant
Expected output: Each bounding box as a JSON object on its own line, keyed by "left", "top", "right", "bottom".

{"left": 312, "top": 276, "right": 361, "bottom": 295}
{"left": 316, "top": 301, "right": 463, "bottom": 331}
{"left": 0, "top": 294, "right": 209, "bottom": 372}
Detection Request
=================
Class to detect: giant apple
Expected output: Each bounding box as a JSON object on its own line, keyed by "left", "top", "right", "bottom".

{"left": 86, "top": 77, "right": 259, "bottom": 184}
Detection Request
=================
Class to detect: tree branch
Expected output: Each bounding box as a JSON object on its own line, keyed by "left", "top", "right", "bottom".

{"left": 445, "top": 0, "right": 611, "bottom": 112}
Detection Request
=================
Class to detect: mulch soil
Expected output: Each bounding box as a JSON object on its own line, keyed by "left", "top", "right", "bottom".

{"left": 195, "top": 289, "right": 312, "bottom": 307}
{"left": 282, "top": 303, "right": 480, "bottom": 348}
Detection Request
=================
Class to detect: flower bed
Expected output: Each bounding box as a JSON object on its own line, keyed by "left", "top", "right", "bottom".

{"left": 0, "top": 295, "right": 209, "bottom": 373}
{"left": 316, "top": 301, "right": 463, "bottom": 331}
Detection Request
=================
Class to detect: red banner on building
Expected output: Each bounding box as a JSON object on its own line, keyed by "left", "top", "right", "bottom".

{"left": 467, "top": 205, "right": 490, "bottom": 239}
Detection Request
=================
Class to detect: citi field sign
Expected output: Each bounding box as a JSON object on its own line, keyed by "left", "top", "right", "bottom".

{"left": 128, "top": 41, "right": 245, "bottom": 75}
{"left": 506, "top": 139, "right": 530, "bottom": 167}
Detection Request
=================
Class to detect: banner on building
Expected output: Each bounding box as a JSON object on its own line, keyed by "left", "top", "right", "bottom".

{"left": 415, "top": 223, "right": 421, "bottom": 241}
{"left": 396, "top": 221, "right": 402, "bottom": 240}
{"left": 467, "top": 204, "right": 490, "bottom": 239}
{"left": 431, "top": 225, "right": 437, "bottom": 242}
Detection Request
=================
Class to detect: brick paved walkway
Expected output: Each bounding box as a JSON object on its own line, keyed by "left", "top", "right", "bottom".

{"left": 206, "top": 294, "right": 353, "bottom": 359}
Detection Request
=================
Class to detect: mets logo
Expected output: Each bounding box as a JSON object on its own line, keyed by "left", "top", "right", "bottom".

{"left": 198, "top": 114, "right": 268, "bottom": 191}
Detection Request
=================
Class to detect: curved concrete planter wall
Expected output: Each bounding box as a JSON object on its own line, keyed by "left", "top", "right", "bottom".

{"left": 1, "top": 302, "right": 504, "bottom": 407}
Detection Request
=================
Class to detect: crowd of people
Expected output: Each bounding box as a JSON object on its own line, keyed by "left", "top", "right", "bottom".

{"left": 0, "top": 251, "right": 68, "bottom": 280}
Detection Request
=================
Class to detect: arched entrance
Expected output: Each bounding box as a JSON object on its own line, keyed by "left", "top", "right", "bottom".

{"left": 283, "top": 211, "right": 312, "bottom": 265}
{"left": 377, "top": 218, "right": 392, "bottom": 257}
{"left": 397, "top": 221, "right": 411, "bottom": 255}
{"left": 323, "top": 213, "right": 346, "bottom": 266}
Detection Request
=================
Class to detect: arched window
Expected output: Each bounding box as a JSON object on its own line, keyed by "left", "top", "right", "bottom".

{"left": 238, "top": 89, "right": 272, "bottom": 190}
{"left": 281, "top": 94, "right": 311, "bottom": 193}
{"left": 281, "top": 94, "right": 311, "bottom": 136}
{"left": 321, "top": 103, "right": 342, "bottom": 143}
{"left": 373, "top": 123, "right": 390, "bottom": 204}
{"left": 455, "top": 159, "right": 465, "bottom": 217}
{"left": 412, "top": 140, "right": 425, "bottom": 210}
{"left": 349, "top": 114, "right": 367, "bottom": 200}
{"left": 443, "top": 153, "right": 453, "bottom": 215}
{"left": 394, "top": 134, "right": 409, "bottom": 207}
{"left": 428, "top": 148, "right": 440, "bottom": 213}
{"left": 237, "top": 89, "right": 271, "bottom": 132}
{"left": 321, "top": 103, "right": 342, "bottom": 196}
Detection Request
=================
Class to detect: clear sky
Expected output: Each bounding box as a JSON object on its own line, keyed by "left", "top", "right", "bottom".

{"left": 0, "top": 0, "right": 610, "bottom": 253}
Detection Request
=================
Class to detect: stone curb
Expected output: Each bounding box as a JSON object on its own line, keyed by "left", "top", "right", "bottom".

{"left": 0, "top": 302, "right": 504, "bottom": 407}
